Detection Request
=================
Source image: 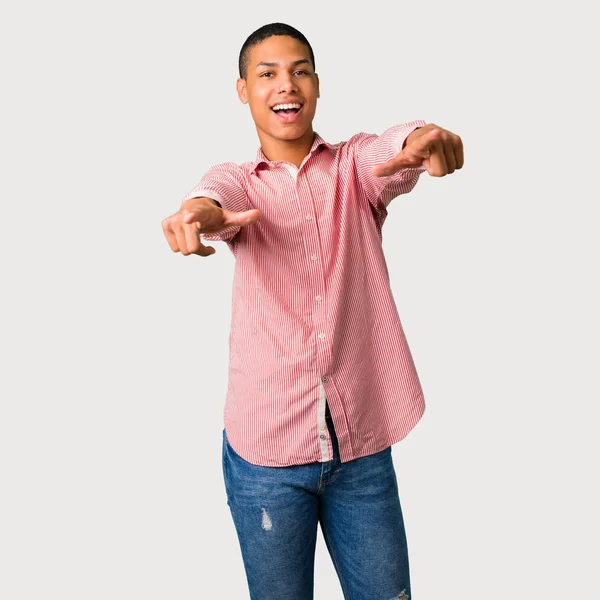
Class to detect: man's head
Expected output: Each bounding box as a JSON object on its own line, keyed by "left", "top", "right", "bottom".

{"left": 238, "top": 23, "right": 316, "bottom": 81}
{"left": 237, "top": 23, "right": 320, "bottom": 146}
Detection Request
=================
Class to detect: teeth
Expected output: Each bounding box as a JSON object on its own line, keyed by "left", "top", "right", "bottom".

{"left": 272, "top": 103, "right": 302, "bottom": 111}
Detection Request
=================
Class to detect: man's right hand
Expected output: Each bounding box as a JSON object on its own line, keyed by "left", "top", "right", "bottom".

{"left": 162, "top": 197, "right": 261, "bottom": 256}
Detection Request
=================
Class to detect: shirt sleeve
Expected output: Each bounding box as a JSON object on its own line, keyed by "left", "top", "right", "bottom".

{"left": 350, "top": 120, "right": 427, "bottom": 213}
{"left": 180, "top": 161, "right": 249, "bottom": 243}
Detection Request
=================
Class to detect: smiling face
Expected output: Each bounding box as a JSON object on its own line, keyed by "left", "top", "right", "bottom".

{"left": 236, "top": 35, "right": 320, "bottom": 150}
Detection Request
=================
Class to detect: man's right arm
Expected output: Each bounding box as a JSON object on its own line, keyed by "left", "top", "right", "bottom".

{"left": 162, "top": 164, "right": 260, "bottom": 257}
{"left": 179, "top": 162, "right": 249, "bottom": 243}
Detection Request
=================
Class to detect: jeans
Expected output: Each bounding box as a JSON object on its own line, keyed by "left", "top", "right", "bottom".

{"left": 221, "top": 403, "right": 412, "bottom": 600}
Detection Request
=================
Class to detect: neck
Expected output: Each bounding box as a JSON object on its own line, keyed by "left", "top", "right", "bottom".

{"left": 256, "top": 128, "right": 315, "bottom": 168}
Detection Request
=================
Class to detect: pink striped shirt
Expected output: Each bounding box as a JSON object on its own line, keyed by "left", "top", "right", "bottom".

{"left": 182, "top": 120, "right": 428, "bottom": 466}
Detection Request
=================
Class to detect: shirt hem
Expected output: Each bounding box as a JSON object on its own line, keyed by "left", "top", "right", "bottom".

{"left": 223, "top": 394, "right": 426, "bottom": 468}
{"left": 342, "top": 396, "right": 426, "bottom": 464}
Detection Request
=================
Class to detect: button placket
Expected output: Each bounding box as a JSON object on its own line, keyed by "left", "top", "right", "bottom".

{"left": 295, "top": 171, "right": 329, "bottom": 375}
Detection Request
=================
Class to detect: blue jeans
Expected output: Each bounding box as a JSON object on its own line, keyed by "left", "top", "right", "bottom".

{"left": 221, "top": 404, "right": 412, "bottom": 600}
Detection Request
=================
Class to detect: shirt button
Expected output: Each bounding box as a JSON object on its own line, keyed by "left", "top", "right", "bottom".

{"left": 318, "top": 333, "right": 326, "bottom": 340}
{"left": 322, "top": 376, "right": 328, "bottom": 382}
{"left": 305, "top": 214, "right": 312, "bottom": 220}
{"left": 320, "top": 434, "right": 326, "bottom": 440}
{"left": 319, "top": 422, "right": 326, "bottom": 430}
{"left": 316, "top": 295, "right": 322, "bottom": 302}
{"left": 311, "top": 254, "right": 318, "bottom": 261}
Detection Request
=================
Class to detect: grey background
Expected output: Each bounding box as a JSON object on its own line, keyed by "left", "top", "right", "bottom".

{"left": 1, "top": 1, "right": 598, "bottom": 598}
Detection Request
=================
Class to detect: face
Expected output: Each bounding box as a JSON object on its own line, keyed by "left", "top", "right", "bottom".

{"left": 236, "top": 35, "right": 320, "bottom": 143}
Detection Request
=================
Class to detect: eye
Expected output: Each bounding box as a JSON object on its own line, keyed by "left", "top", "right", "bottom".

{"left": 260, "top": 72, "right": 273, "bottom": 78}
{"left": 295, "top": 70, "right": 308, "bottom": 75}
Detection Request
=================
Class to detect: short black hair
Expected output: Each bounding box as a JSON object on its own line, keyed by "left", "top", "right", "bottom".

{"left": 239, "top": 23, "right": 315, "bottom": 80}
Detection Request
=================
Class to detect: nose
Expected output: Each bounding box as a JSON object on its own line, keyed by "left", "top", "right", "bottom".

{"left": 277, "top": 73, "right": 297, "bottom": 93}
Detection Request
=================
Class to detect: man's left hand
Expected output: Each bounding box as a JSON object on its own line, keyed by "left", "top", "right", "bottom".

{"left": 372, "top": 124, "right": 463, "bottom": 178}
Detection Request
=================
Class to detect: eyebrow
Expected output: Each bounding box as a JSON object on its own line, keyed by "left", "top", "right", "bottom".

{"left": 256, "top": 59, "right": 311, "bottom": 69}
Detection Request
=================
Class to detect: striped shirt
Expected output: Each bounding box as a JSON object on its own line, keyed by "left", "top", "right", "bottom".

{"left": 182, "top": 120, "right": 428, "bottom": 466}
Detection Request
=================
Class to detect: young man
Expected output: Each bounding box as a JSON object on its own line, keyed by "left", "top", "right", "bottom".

{"left": 162, "top": 22, "right": 463, "bottom": 600}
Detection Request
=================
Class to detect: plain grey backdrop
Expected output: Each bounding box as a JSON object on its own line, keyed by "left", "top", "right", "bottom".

{"left": 1, "top": 1, "right": 598, "bottom": 598}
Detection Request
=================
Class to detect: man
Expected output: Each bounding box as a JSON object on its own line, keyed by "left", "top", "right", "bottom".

{"left": 162, "top": 22, "right": 463, "bottom": 600}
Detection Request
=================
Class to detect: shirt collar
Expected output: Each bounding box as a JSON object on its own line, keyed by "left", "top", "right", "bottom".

{"left": 250, "top": 131, "right": 333, "bottom": 175}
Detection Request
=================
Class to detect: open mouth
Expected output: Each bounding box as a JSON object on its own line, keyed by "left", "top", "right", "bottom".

{"left": 271, "top": 103, "right": 303, "bottom": 123}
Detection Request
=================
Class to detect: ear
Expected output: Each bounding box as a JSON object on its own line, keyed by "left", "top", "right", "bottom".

{"left": 236, "top": 78, "right": 248, "bottom": 104}
{"left": 315, "top": 73, "right": 320, "bottom": 98}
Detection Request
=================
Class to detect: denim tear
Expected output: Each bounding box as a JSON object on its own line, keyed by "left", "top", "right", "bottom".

{"left": 261, "top": 508, "right": 273, "bottom": 531}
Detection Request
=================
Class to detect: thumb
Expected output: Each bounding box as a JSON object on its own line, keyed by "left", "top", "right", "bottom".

{"left": 222, "top": 207, "right": 261, "bottom": 228}
{"left": 371, "top": 153, "right": 416, "bottom": 177}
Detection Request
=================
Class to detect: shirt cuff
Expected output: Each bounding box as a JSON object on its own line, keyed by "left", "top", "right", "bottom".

{"left": 181, "top": 189, "right": 223, "bottom": 208}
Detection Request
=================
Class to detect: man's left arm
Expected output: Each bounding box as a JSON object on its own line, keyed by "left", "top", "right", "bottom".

{"left": 372, "top": 123, "right": 464, "bottom": 179}
{"left": 351, "top": 121, "right": 426, "bottom": 212}
{"left": 352, "top": 121, "right": 464, "bottom": 212}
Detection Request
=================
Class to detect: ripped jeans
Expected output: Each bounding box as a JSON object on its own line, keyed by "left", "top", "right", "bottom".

{"left": 221, "top": 404, "right": 412, "bottom": 600}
